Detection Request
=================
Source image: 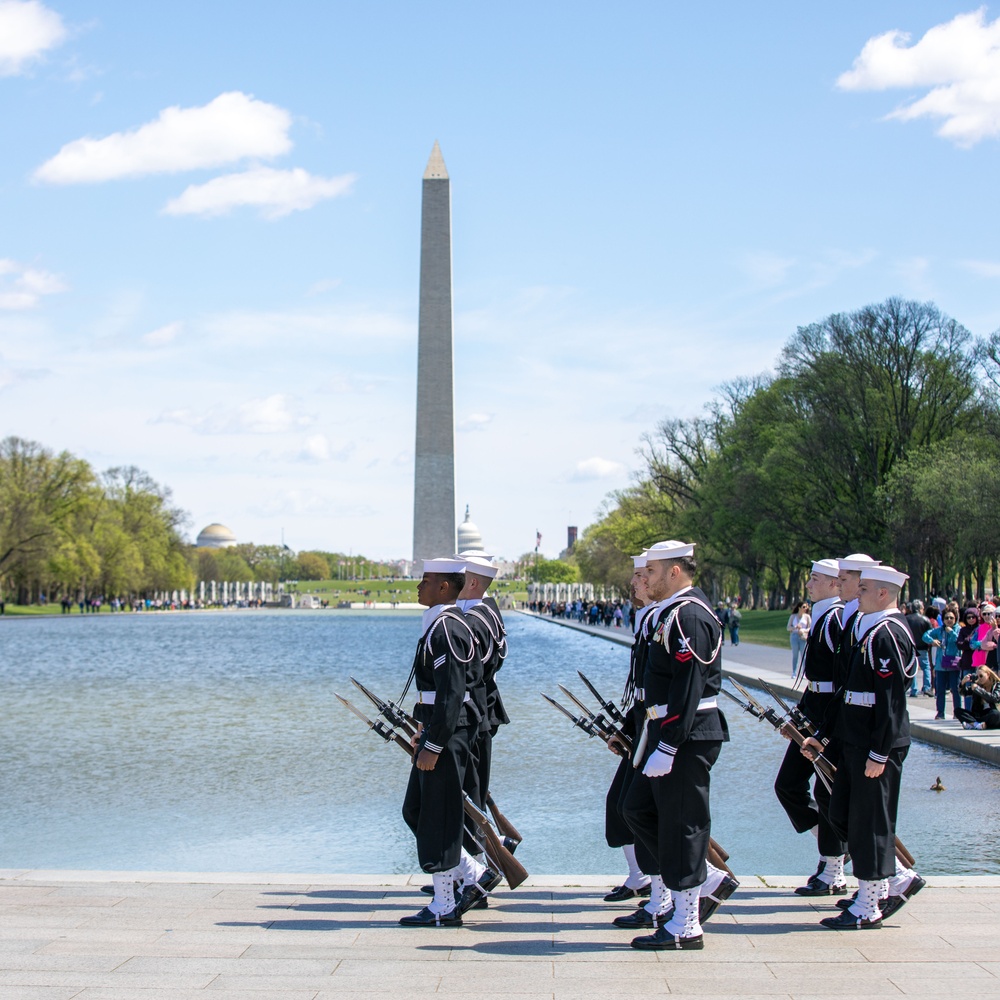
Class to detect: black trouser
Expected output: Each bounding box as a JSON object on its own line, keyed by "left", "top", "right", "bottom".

{"left": 955, "top": 706, "right": 1000, "bottom": 728}
{"left": 828, "top": 743, "right": 908, "bottom": 882}
{"left": 605, "top": 754, "right": 635, "bottom": 848}
{"left": 461, "top": 729, "right": 493, "bottom": 854}
{"left": 774, "top": 739, "right": 847, "bottom": 857}
{"left": 623, "top": 740, "right": 722, "bottom": 891}
{"left": 402, "top": 724, "right": 473, "bottom": 873}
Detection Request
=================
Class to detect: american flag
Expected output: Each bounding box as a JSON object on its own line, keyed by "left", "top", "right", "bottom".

{"left": 535, "top": 531, "right": 542, "bottom": 551}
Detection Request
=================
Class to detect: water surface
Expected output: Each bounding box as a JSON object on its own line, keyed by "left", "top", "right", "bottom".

{"left": 0, "top": 610, "right": 995, "bottom": 876}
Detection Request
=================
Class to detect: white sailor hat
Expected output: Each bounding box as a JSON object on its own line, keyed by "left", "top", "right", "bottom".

{"left": 633, "top": 551, "right": 648, "bottom": 569}
{"left": 421, "top": 557, "right": 467, "bottom": 574}
{"left": 838, "top": 553, "right": 882, "bottom": 572}
{"left": 645, "top": 540, "right": 696, "bottom": 561}
{"left": 458, "top": 552, "right": 498, "bottom": 579}
{"left": 810, "top": 559, "right": 841, "bottom": 577}
{"left": 860, "top": 565, "right": 909, "bottom": 588}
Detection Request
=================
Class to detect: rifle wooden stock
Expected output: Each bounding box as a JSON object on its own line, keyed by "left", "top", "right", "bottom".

{"left": 707, "top": 839, "right": 733, "bottom": 877}
{"left": 486, "top": 793, "right": 522, "bottom": 845}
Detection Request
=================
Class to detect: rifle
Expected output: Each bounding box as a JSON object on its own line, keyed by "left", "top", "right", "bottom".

{"left": 577, "top": 670, "right": 627, "bottom": 726}
{"left": 351, "top": 676, "right": 523, "bottom": 847}
{"left": 557, "top": 684, "right": 632, "bottom": 750}
{"left": 759, "top": 678, "right": 817, "bottom": 736}
{"left": 725, "top": 681, "right": 917, "bottom": 870}
{"left": 335, "top": 693, "right": 528, "bottom": 889}
{"left": 544, "top": 693, "right": 732, "bottom": 876}
{"left": 541, "top": 692, "right": 619, "bottom": 748}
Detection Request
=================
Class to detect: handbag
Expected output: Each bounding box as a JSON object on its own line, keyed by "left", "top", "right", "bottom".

{"left": 940, "top": 653, "right": 960, "bottom": 670}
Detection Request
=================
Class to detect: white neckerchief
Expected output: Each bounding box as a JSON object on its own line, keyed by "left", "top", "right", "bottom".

{"left": 456, "top": 598, "right": 482, "bottom": 613}
{"left": 421, "top": 603, "right": 452, "bottom": 636}
{"left": 810, "top": 596, "right": 840, "bottom": 632}
{"left": 634, "top": 603, "right": 655, "bottom": 636}
{"left": 856, "top": 606, "right": 901, "bottom": 641}
{"left": 843, "top": 597, "right": 860, "bottom": 621}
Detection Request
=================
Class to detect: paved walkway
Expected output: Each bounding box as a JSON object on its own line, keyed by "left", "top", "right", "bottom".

{"left": 517, "top": 611, "right": 1000, "bottom": 766}
{"left": 0, "top": 870, "right": 997, "bottom": 998}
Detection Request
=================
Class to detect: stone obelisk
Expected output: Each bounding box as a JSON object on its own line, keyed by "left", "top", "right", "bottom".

{"left": 412, "top": 141, "right": 456, "bottom": 568}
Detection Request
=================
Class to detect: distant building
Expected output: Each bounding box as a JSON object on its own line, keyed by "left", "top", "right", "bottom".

{"left": 567, "top": 526, "right": 578, "bottom": 551}
{"left": 457, "top": 505, "right": 487, "bottom": 555}
{"left": 196, "top": 523, "right": 237, "bottom": 548}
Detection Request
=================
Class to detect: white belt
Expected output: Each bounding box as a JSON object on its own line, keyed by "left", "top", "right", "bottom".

{"left": 808, "top": 681, "right": 835, "bottom": 693}
{"left": 633, "top": 697, "right": 718, "bottom": 768}
{"left": 415, "top": 691, "right": 471, "bottom": 705}
{"left": 844, "top": 690, "right": 875, "bottom": 707}
{"left": 646, "top": 697, "right": 717, "bottom": 719}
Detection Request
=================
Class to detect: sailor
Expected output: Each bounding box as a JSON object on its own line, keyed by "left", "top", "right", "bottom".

{"left": 803, "top": 565, "right": 924, "bottom": 929}
{"left": 835, "top": 554, "right": 882, "bottom": 683}
{"left": 774, "top": 558, "right": 849, "bottom": 895}
{"left": 456, "top": 552, "right": 509, "bottom": 813}
{"left": 603, "top": 553, "right": 654, "bottom": 904}
{"left": 622, "top": 540, "right": 733, "bottom": 951}
{"left": 452, "top": 552, "right": 508, "bottom": 912}
{"left": 400, "top": 557, "right": 484, "bottom": 927}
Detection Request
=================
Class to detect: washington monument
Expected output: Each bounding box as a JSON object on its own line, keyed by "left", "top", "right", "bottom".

{"left": 412, "top": 141, "right": 456, "bottom": 567}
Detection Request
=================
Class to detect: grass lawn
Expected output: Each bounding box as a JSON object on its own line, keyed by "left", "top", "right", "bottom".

{"left": 298, "top": 579, "right": 528, "bottom": 604}
{"left": 735, "top": 609, "right": 793, "bottom": 649}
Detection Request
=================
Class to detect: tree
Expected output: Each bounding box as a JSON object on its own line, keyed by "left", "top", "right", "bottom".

{"left": 297, "top": 551, "right": 331, "bottom": 580}
{"left": 529, "top": 559, "right": 578, "bottom": 583}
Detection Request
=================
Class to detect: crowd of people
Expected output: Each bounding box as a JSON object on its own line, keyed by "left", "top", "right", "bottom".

{"left": 785, "top": 595, "right": 1000, "bottom": 729}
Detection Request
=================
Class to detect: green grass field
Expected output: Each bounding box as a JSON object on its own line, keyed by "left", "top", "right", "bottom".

{"left": 733, "top": 609, "right": 794, "bottom": 648}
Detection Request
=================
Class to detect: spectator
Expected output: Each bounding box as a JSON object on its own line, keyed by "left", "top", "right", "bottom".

{"left": 786, "top": 600, "right": 811, "bottom": 678}
{"left": 903, "top": 599, "right": 934, "bottom": 697}
{"left": 923, "top": 610, "right": 963, "bottom": 720}
{"left": 728, "top": 605, "right": 742, "bottom": 646}
{"left": 956, "top": 665, "right": 1000, "bottom": 730}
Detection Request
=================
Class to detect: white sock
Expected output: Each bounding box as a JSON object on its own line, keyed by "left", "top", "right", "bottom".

{"left": 848, "top": 879, "right": 881, "bottom": 921}
{"left": 817, "top": 855, "right": 845, "bottom": 886}
{"left": 888, "top": 857, "right": 916, "bottom": 896}
{"left": 662, "top": 885, "right": 702, "bottom": 938}
{"left": 427, "top": 867, "right": 459, "bottom": 915}
{"left": 701, "top": 861, "right": 725, "bottom": 896}
{"left": 643, "top": 874, "right": 669, "bottom": 915}
{"left": 622, "top": 844, "right": 650, "bottom": 889}
{"left": 458, "top": 848, "right": 485, "bottom": 888}
{"left": 879, "top": 878, "right": 889, "bottom": 900}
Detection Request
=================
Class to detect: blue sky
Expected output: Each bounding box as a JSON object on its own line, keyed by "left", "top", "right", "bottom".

{"left": 3, "top": 1, "right": 1000, "bottom": 561}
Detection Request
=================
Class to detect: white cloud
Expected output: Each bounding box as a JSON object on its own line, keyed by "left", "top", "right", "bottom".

{"left": 154, "top": 393, "right": 312, "bottom": 435}
{"left": 837, "top": 9, "right": 1000, "bottom": 146}
{"left": 0, "top": 258, "right": 66, "bottom": 308}
{"left": 297, "top": 433, "right": 353, "bottom": 462}
{"left": 306, "top": 277, "right": 342, "bottom": 296}
{"left": 0, "top": 0, "right": 66, "bottom": 76}
{"left": 252, "top": 489, "right": 375, "bottom": 517}
{"left": 0, "top": 364, "right": 48, "bottom": 389}
{"left": 162, "top": 166, "right": 356, "bottom": 220}
{"left": 34, "top": 91, "right": 293, "bottom": 184}
{"left": 569, "top": 457, "right": 626, "bottom": 482}
{"left": 142, "top": 320, "right": 182, "bottom": 346}
{"left": 458, "top": 412, "right": 493, "bottom": 432}
{"left": 741, "top": 251, "right": 796, "bottom": 288}
{"left": 961, "top": 259, "right": 1000, "bottom": 278}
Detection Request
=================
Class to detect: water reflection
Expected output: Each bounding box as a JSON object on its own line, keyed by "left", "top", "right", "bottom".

{"left": 0, "top": 611, "right": 995, "bottom": 875}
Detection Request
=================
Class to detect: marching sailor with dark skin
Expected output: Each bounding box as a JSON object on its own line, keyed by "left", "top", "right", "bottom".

{"left": 400, "top": 558, "right": 485, "bottom": 927}
{"left": 774, "top": 558, "right": 849, "bottom": 895}
{"left": 622, "top": 540, "right": 734, "bottom": 950}
{"left": 802, "top": 565, "right": 924, "bottom": 929}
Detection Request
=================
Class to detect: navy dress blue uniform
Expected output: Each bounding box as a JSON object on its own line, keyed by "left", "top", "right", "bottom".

{"left": 623, "top": 586, "right": 728, "bottom": 891}
{"left": 824, "top": 612, "right": 913, "bottom": 881}
{"left": 402, "top": 607, "right": 483, "bottom": 873}
{"left": 461, "top": 598, "right": 507, "bottom": 811}
{"left": 774, "top": 599, "right": 847, "bottom": 857}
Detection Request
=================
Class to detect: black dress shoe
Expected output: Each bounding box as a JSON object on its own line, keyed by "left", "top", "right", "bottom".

{"left": 455, "top": 868, "right": 503, "bottom": 916}
{"left": 878, "top": 875, "right": 926, "bottom": 919}
{"left": 613, "top": 906, "right": 659, "bottom": 929}
{"left": 795, "top": 875, "right": 848, "bottom": 896}
{"left": 836, "top": 892, "right": 858, "bottom": 910}
{"left": 820, "top": 909, "right": 881, "bottom": 930}
{"left": 603, "top": 882, "right": 652, "bottom": 902}
{"left": 631, "top": 925, "right": 704, "bottom": 950}
{"left": 700, "top": 874, "right": 739, "bottom": 922}
{"left": 399, "top": 905, "right": 462, "bottom": 927}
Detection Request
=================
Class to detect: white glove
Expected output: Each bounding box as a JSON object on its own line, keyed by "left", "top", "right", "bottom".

{"left": 643, "top": 748, "right": 674, "bottom": 778}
